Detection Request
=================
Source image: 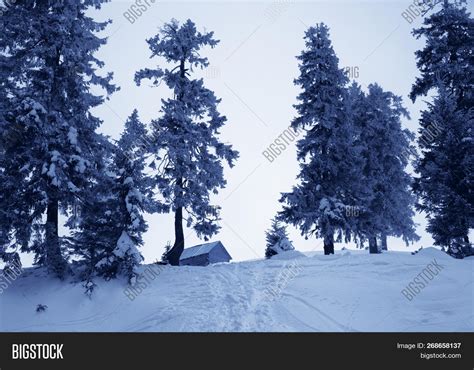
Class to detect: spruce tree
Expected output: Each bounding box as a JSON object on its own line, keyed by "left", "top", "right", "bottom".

{"left": 413, "top": 85, "right": 473, "bottom": 257}
{"left": 0, "top": 0, "right": 118, "bottom": 277}
{"left": 72, "top": 111, "right": 154, "bottom": 282}
{"left": 109, "top": 110, "right": 153, "bottom": 279}
{"left": 410, "top": 0, "right": 473, "bottom": 256}
{"left": 135, "top": 19, "right": 239, "bottom": 265}
{"left": 410, "top": 0, "right": 473, "bottom": 110}
{"left": 348, "top": 83, "right": 418, "bottom": 253}
{"left": 265, "top": 218, "right": 293, "bottom": 258}
{"left": 279, "top": 24, "right": 362, "bottom": 255}
{"left": 70, "top": 141, "right": 118, "bottom": 286}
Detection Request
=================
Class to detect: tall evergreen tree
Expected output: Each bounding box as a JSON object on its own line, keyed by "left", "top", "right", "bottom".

{"left": 410, "top": 0, "right": 473, "bottom": 256}
{"left": 279, "top": 24, "right": 362, "bottom": 255}
{"left": 69, "top": 137, "right": 118, "bottom": 288}
{"left": 0, "top": 0, "right": 118, "bottom": 276}
{"left": 413, "top": 85, "right": 473, "bottom": 257}
{"left": 0, "top": 99, "right": 51, "bottom": 268}
{"left": 348, "top": 83, "right": 418, "bottom": 253}
{"left": 135, "top": 19, "right": 239, "bottom": 265}
{"left": 109, "top": 110, "right": 154, "bottom": 280}
{"left": 410, "top": 0, "right": 473, "bottom": 109}
{"left": 72, "top": 111, "right": 153, "bottom": 283}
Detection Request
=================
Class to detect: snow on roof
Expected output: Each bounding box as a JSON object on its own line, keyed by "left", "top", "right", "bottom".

{"left": 180, "top": 241, "right": 222, "bottom": 260}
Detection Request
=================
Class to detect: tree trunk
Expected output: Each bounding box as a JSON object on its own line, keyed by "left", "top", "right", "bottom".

{"left": 369, "top": 236, "right": 379, "bottom": 254}
{"left": 167, "top": 206, "right": 184, "bottom": 266}
{"left": 165, "top": 58, "right": 187, "bottom": 266}
{"left": 45, "top": 195, "right": 66, "bottom": 277}
{"left": 43, "top": 47, "right": 66, "bottom": 278}
{"left": 323, "top": 234, "right": 334, "bottom": 255}
{"left": 167, "top": 177, "right": 185, "bottom": 266}
{"left": 381, "top": 233, "right": 388, "bottom": 251}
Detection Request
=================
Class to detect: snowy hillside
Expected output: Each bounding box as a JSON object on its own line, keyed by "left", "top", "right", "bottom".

{"left": 1, "top": 248, "right": 472, "bottom": 332}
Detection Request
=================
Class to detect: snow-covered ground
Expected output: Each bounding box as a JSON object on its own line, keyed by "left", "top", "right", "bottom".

{"left": 1, "top": 248, "right": 472, "bottom": 332}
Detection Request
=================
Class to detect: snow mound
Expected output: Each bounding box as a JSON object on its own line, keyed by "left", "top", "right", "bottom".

{"left": 268, "top": 237, "right": 295, "bottom": 256}
{"left": 270, "top": 250, "right": 306, "bottom": 260}
{"left": 415, "top": 247, "right": 451, "bottom": 260}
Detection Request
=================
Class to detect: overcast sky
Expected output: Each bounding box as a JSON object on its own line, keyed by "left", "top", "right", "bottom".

{"left": 67, "top": 0, "right": 472, "bottom": 263}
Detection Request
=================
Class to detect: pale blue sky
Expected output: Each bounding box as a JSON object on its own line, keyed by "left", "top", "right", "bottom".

{"left": 70, "top": 1, "right": 472, "bottom": 263}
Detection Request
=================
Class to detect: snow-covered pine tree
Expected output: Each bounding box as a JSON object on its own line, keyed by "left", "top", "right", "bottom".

{"left": 279, "top": 23, "right": 362, "bottom": 255}
{"left": 73, "top": 111, "right": 153, "bottom": 283}
{"left": 265, "top": 218, "right": 294, "bottom": 258}
{"left": 135, "top": 19, "right": 239, "bottom": 265}
{"left": 410, "top": 0, "right": 473, "bottom": 110}
{"left": 0, "top": 0, "right": 118, "bottom": 277}
{"left": 108, "top": 110, "right": 152, "bottom": 280}
{"left": 0, "top": 25, "right": 19, "bottom": 268}
{"left": 410, "top": 0, "right": 473, "bottom": 257}
{"left": 413, "top": 85, "right": 473, "bottom": 257}
{"left": 0, "top": 99, "right": 51, "bottom": 267}
{"left": 348, "top": 83, "right": 418, "bottom": 253}
{"left": 69, "top": 140, "right": 118, "bottom": 289}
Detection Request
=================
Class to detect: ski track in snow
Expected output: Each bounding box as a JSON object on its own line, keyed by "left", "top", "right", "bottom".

{"left": 279, "top": 292, "right": 354, "bottom": 332}
{"left": 1, "top": 249, "right": 473, "bottom": 332}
